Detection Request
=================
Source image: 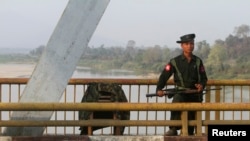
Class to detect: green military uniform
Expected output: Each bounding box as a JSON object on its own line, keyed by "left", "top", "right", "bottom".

{"left": 156, "top": 54, "right": 208, "bottom": 135}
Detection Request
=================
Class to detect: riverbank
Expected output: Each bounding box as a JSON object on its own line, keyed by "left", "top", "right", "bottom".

{"left": 0, "top": 63, "right": 159, "bottom": 78}
{"left": 0, "top": 64, "right": 35, "bottom": 78}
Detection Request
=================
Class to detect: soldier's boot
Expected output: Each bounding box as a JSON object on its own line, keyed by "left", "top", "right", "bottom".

{"left": 188, "top": 126, "right": 195, "bottom": 135}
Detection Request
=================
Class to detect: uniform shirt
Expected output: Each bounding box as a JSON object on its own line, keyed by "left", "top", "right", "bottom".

{"left": 156, "top": 54, "right": 208, "bottom": 91}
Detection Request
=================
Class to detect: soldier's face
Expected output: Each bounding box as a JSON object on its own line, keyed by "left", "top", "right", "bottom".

{"left": 181, "top": 41, "right": 194, "bottom": 53}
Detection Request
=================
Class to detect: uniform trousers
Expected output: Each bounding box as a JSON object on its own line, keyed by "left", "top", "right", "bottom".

{"left": 169, "top": 93, "right": 202, "bottom": 134}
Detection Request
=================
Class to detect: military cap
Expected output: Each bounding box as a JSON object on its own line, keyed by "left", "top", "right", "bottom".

{"left": 176, "top": 33, "right": 196, "bottom": 43}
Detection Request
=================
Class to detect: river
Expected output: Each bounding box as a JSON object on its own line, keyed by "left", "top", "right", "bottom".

{"left": 0, "top": 63, "right": 142, "bottom": 78}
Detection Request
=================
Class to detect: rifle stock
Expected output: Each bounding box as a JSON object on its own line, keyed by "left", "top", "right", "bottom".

{"left": 146, "top": 87, "right": 222, "bottom": 98}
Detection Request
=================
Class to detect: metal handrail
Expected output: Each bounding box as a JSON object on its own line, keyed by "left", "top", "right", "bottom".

{"left": 0, "top": 102, "right": 250, "bottom": 111}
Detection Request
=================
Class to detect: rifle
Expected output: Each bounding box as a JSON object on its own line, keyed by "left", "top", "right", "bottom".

{"left": 146, "top": 87, "right": 222, "bottom": 98}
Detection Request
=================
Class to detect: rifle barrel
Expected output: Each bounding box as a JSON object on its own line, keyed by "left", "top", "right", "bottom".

{"left": 146, "top": 93, "right": 158, "bottom": 97}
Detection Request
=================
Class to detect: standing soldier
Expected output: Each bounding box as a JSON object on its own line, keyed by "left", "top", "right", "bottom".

{"left": 156, "top": 33, "right": 208, "bottom": 136}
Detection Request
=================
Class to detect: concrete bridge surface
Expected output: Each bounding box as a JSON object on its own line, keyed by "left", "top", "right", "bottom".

{"left": 0, "top": 135, "right": 207, "bottom": 141}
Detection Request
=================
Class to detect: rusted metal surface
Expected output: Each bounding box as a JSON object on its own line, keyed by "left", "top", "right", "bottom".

{"left": 89, "top": 135, "right": 164, "bottom": 141}
{"left": 0, "top": 120, "right": 182, "bottom": 127}
{"left": 12, "top": 135, "right": 90, "bottom": 141}
{"left": 0, "top": 78, "right": 28, "bottom": 84}
{"left": 68, "top": 78, "right": 159, "bottom": 85}
{"left": 164, "top": 135, "right": 207, "bottom": 141}
{"left": 207, "top": 79, "right": 250, "bottom": 85}
{"left": 1, "top": 78, "right": 250, "bottom": 86}
{"left": 0, "top": 103, "right": 250, "bottom": 111}
{"left": 4, "top": 135, "right": 208, "bottom": 141}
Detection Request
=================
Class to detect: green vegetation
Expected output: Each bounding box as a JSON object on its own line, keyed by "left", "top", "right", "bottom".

{"left": 0, "top": 54, "right": 35, "bottom": 64}
{"left": 1, "top": 24, "right": 250, "bottom": 79}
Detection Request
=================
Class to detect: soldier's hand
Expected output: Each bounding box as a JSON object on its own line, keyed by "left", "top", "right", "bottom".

{"left": 157, "top": 90, "right": 164, "bottom": 97}
{"left": 195, "top": 84, "right": 203, "bottom": 93}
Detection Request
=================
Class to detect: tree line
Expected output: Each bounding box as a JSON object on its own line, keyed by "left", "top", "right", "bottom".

{"left": 28, "top": 24, "right": 250, "bottom": 79}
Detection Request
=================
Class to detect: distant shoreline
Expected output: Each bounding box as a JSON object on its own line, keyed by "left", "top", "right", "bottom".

{"left": 0, "top": 63, "right": 159, "bottom": 78}
{"left": 0, "top": 63, "right": 35, "bottom": 78}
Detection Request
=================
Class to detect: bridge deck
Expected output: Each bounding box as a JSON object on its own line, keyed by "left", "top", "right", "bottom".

{"left": 0, "top": 135, "right": 207, "bottom": 141}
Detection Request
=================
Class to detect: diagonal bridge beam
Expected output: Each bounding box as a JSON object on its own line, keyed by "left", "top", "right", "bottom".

{"left": 4, "top": 0, "right": 110, "bottom": 136}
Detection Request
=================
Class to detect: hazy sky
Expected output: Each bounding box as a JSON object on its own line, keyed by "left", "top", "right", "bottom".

{"left": 0, "top": 0, "right": 250, "bottom": 49}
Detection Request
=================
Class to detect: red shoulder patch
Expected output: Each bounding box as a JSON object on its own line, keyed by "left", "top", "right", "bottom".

{"left": 165, "top": 64, "right": 171, "bottom": 71}
{"left": 200, "top": 66, "right": 205, "bottom": 72}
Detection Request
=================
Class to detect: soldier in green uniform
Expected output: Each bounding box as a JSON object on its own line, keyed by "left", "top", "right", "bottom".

{"left": 156, "top": 33, "right": 208, "bottom": 136}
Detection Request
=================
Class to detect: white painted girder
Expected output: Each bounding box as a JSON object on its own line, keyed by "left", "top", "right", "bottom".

{"left": 4, "top": 0, "right": 110, "bottom": 136}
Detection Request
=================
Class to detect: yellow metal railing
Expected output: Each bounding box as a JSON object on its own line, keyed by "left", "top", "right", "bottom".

{"left": 0, "top": 103, "right": 250, "bottom": 136}
{"left": 0, "top": 78, "right": 250, "bottom": 136}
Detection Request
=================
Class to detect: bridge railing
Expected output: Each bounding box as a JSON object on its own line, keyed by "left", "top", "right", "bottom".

{"left": 0, "top": 78, "right": 249, "bottom": 136}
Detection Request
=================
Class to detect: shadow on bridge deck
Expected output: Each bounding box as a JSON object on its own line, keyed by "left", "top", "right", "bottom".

{"left": 0, "top": 134, "right": 207, "bottom": 141}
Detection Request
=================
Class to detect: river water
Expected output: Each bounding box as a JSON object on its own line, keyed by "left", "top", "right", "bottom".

{"left": 0, "top": 64, "right": 141, "bottom": 78}
{"left": 73, "top": 66, "right": 139, "bottom": 78}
